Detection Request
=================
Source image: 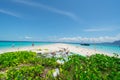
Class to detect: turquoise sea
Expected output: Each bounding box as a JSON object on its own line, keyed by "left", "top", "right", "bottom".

{"left": 72, "top": 43, "right": 120, "bottom": 55}
{"left": 0, "top": 41, "right": 54, "bottom": 50}
{"left": 0, "top": 41, "right": 120, "bottom": 55}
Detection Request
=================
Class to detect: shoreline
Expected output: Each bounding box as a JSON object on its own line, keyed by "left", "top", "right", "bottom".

{"left": 0, "top": 43, "right": 116, "bottom": 57}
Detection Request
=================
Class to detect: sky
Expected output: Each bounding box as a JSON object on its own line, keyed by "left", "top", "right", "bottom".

{"left": 0, "top": 0, "right": 120, "bottom": 42}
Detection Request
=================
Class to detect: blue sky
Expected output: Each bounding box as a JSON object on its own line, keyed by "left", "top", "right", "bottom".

{"left": 0, "top": 0, "right": 120, "bottom": 42}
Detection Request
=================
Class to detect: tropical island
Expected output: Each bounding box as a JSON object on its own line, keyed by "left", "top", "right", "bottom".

{"left": 0, "top": 0, "right": 120, "bottom": 80}
{"left": 0, "top": 43, "right": 120, "bottom": 80}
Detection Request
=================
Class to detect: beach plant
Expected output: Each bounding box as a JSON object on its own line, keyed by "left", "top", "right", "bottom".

{"left": 58, "top": 54, "right": 120, "bottom": 80}
{"left": 0, "top": 51, "right": 120, "bottom": 80}
{"left": 0, "top": 73, "right": 6, "bottom": 80}
{"left": 37, "top": 48, "right": 42, "bottom": 51}
{"left": 0, "top": 51, "right": 36, "bottom": 69}
{"left": 7, "top": 65, "right": 44, "bottom": 80}
{"left": 44, "top": 49, "right": 49, "bottom": 51}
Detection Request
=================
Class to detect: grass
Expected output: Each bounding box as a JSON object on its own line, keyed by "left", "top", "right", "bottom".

{"left": 0, "top": 51, "right": 120, "bottom": 80}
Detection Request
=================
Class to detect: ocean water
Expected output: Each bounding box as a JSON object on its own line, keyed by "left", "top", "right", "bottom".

{"left": 0, "top": 41, "right": 120, "bottom": 55}
{"left": 71, "top": 43, "right": 120, "bottom": 55}
{"left": 0, "top": 41, "right": 54, "bottom": 50}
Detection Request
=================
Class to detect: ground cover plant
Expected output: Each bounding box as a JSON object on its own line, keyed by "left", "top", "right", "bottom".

{"left": 0, "top": 51, "right": 120, "bottom": 80}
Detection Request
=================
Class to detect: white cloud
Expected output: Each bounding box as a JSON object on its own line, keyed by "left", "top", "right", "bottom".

{"left": 0, "top": 9, "right": 21, "bottom": 18}
{"left": 84, "top": 28, "right": 114, "bottom": 32}
{"left": 84, "top": 26, "right": 120, "bottom": 32}
{"left": 57, "top": 34, "right": 120, "bottom": 43}
{"left": 24, "top": 36, "right": 32, "bottom": 39}
{"left": 12, "top": 0, "right": 78, "bottom": 21}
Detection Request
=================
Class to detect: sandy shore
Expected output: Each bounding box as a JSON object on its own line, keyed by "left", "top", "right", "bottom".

{"left": 0, "top": 43, "right": 114, "bottom": 56}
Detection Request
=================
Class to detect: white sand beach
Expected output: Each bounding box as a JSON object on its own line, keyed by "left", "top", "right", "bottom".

{"left": 0, "top": 43, "right": 114, "bottom": 56}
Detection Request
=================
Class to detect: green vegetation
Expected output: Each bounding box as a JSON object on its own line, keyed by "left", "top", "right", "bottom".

{"left": 0, "top": 51, "right": 36, "bottom": 69}
{"left": 7, "top": 65, "right": 44, "bottom": 80}
{"left": 60, "top": 54, "right": 120, "bottom": 80}
{"left": 0, "top": 51, "right": 120, "bottom": 80}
